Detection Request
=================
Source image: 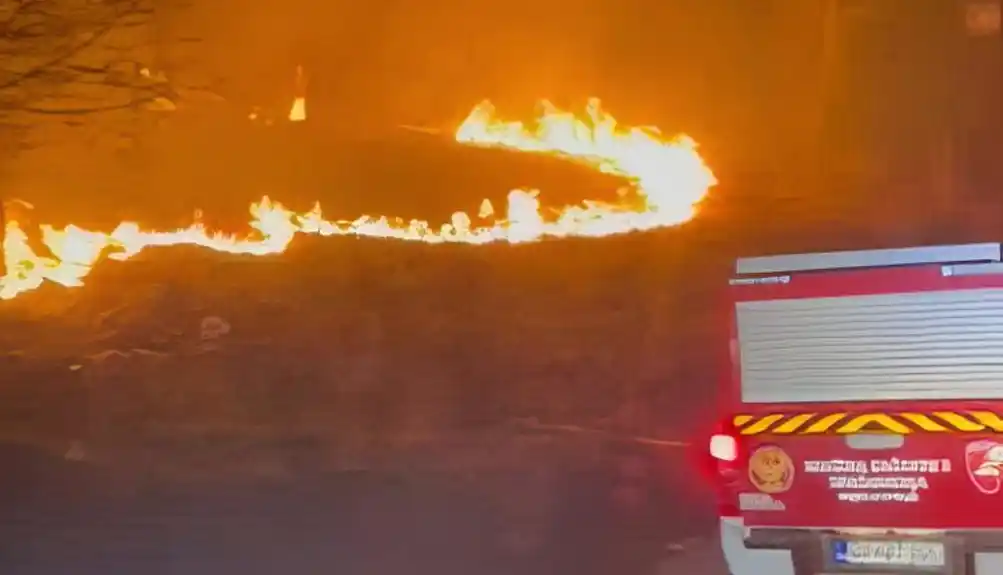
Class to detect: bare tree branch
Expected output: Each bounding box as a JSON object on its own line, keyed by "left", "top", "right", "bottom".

{"left": 17, "top": 96, "right": 156, "bottom": 115}
{"left": 0, "top": 1, "right": 142, "bottom": 91}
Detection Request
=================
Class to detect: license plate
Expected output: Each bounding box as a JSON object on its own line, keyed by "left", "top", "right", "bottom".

{"left": 832, "top": 540, "right": 945, "bottom": 568}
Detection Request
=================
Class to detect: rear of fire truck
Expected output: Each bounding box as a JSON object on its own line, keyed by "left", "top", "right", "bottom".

{"left": 712, "top": 243, "right": 1003, "bottom": 575}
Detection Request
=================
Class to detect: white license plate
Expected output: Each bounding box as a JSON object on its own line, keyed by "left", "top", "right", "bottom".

{"left": 832, "top": 540, "right": 945, "bottom": 567}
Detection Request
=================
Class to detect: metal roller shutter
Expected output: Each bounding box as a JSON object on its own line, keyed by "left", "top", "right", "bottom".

{"left": 736, "top": 288, "right": 1003, "bottom": 403}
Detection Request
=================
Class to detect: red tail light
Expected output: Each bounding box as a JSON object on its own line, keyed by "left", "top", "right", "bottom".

{"left": 710, "top": 431, "right": 742, "bottom": 482}
{"left": 709, "top": 428, "right": 742, "bottom": 517}
{"left": 687, "top": 414, "right": 744, "bottom": 517}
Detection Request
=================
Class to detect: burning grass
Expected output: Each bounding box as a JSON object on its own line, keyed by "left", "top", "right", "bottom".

{"left": 1, "top": 98, "right": 715, "bottom": 299}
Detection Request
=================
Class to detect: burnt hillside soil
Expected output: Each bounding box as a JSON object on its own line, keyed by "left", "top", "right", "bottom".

{"left": 0, "top": 123, "right": 987, "bottom": 574}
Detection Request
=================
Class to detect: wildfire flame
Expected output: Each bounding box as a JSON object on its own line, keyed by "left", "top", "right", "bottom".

{"left": 0, "top": 99, "right": 716, "bottom": 300}
{"left": 288, "top": 65, "right": 307, "bottom": 122}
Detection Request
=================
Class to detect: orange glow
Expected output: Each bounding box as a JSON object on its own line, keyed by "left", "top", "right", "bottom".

{"left": 1, "top": 99, "right": 715, "bottom": 300}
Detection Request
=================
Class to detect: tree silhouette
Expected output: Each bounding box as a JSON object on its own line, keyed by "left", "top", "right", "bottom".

{"left": 0, "top": 0, "right": 177, "bottom": 118}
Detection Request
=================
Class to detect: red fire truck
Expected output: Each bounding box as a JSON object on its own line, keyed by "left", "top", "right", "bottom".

{"left": 713, "top": 243, "right": 1003, "bottom": 575}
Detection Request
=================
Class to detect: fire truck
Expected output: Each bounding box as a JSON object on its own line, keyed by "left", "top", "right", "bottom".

{"left": 713, "top": 243, "right": 1003, "bottom": 575}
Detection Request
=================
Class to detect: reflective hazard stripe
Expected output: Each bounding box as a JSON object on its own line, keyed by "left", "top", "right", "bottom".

{"left": 732, "top": 411, "right": 1003, "bottom": 435}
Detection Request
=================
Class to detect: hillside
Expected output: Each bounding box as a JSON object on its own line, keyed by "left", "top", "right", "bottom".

{"left": 2, "top": 121, "right": 984, "bottom": 470}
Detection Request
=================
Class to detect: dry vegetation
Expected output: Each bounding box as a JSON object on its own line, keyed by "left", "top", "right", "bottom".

{"left": 0, "top": 146, "right": 732, "bottom": 559}
{"left": 0, "top": 130, "right": 966, "bottom": 476}
{"left": 0, "top": 200, "right": 721, "bottom": 466}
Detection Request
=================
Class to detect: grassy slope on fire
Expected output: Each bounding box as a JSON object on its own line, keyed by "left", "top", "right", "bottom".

{"left": 3, "top": 124, "right": 958, "bottom": 465}
{"left": 0, "top": 124, "right": 970, "bottom": 570}
{"left": 0, "top": 128, "right": 735, "bottom": 567}
{"left": 1, "top": 124, "right": 716, "bottom": 454}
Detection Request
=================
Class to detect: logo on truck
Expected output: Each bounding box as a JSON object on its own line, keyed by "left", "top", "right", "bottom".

{"left": 966, "top": 440, "right": 1003, "bottom": 495}
{"left": 748, "top": 445, "right": 794, "bottom": 494}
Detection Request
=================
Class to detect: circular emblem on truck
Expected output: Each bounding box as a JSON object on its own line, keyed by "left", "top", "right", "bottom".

{"left": 748, "top": 445, "right": 794, "bottom": 494}
{"left": 966, "top": 439, "right": 1003, "bottom": 495}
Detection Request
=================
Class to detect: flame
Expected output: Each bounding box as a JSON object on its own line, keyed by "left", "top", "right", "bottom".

{"left": 288, "top": 97, "right": 306, "bottom": 122}
{"left": 457, "top": 98, "right": 714, "bottom": 227}
{"left": 0, "top": 99, "right": 715, "bottom": 300}
{"left": 288, "top": 65, "right": 308, "bottom": 121}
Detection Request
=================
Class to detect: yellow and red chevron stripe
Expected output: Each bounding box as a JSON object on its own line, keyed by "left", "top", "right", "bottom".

{"left": 733, "top": 411, "right": 1003, "bottom": 435}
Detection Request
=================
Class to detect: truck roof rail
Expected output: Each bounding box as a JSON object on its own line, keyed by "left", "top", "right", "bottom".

{"left": 736, "top": 243, "right": 1002, "bottom": 275}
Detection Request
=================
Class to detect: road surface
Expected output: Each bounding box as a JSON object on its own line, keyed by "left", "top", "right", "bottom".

{"left": 0, "top": 441, "right": 726, "bottom": 575}
{"left": 660, "top": 540, "right": 730, "bottom": 575}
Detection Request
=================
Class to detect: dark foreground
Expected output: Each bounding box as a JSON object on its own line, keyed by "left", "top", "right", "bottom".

{"left": 0, "top": 440, "right": 717, "bottom": 575}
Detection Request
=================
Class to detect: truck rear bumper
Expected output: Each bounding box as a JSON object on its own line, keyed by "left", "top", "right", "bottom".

{"left": 720, "top": 517, "right": 794, "bottom": 575}
{"left": 720, "top": 517, "right": 1003, "bottom": 575}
